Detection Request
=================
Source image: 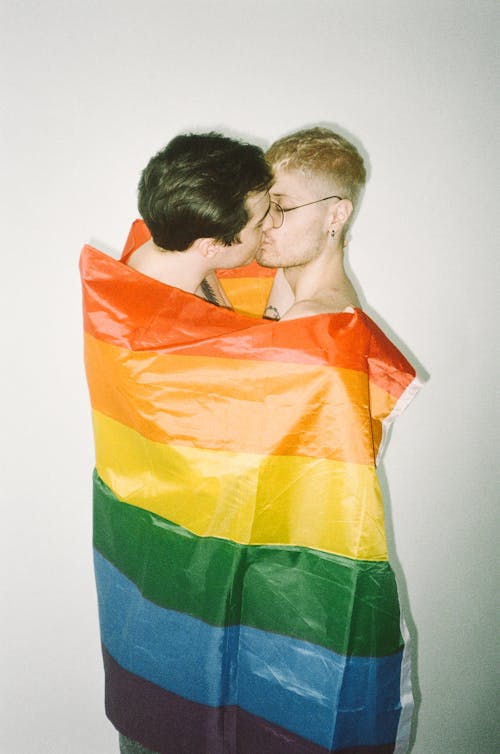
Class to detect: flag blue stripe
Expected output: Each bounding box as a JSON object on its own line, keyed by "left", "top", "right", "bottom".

{"left": 95, "top": 550, "right": 402, "bottom": 749}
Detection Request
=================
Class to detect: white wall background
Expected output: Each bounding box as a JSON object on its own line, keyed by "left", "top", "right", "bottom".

{"left": 2, "top": 1, "right": 498, "bottom": 752}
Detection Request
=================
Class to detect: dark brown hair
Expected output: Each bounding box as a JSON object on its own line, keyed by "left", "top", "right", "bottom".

{"left": 138, "top": 132, "right": 272, "bottom": 251}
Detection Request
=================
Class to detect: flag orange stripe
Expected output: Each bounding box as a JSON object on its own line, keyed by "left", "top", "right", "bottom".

{"left": 84, "top": 332, "right": 392, "bottom": 464}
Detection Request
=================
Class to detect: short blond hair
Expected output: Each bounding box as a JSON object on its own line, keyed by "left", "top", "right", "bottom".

{"left": 266, "top": 126, "right": 366, "bottom": 208}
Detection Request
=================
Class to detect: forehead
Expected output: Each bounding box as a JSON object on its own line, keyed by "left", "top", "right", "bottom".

{"left": 245, "top": 189, "right": 270, "bottom": 220}
{"left": 271, "top": 167, "right": 324, "bottom": 201}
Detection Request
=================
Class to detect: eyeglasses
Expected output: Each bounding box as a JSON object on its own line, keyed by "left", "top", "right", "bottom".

{"left": 268, "top": 194, "right": 343, "bottom": 229}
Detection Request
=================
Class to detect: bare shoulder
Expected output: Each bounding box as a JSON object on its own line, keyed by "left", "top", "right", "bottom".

{"left": 280, "top": 300, "right": 351, "bottom": 321}
{"left": 280, "top": 287, "right": 360, "bottom": 321}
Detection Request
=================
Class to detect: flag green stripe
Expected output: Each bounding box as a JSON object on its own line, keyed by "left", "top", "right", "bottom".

{"left": 93, "top": 471, "right": 403, "bottom": 657}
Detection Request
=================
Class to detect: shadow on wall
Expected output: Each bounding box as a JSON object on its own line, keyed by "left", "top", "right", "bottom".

{"left": 367, "top": 299, "right": 428, "bottom": 754}
{"left": 378, "top": 458, "right": 420, "bottom": 754}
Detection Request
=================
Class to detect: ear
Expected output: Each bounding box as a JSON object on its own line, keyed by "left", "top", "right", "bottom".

{"left": 329, "top": 199, "right": 353, "bottom": 233}
{"left": 192, "top": 237, "right": 222, "bottom": 259}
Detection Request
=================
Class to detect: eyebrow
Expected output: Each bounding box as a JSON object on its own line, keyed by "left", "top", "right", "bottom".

{"left": 271, "top": 192, "right": 297, "bottom": 203}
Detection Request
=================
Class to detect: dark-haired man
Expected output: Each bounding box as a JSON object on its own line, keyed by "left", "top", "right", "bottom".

{"left": 259, "top": 127, "right": 366, "bottom": 320}
{"left": 127, "top": 132, "right": 273, "bottom": 305}
{"left": 106, "top": 132, "right": 272, "bottom": 754}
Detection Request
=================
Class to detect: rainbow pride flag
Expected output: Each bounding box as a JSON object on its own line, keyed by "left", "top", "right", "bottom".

{"left": 80, "top": 220, "right": 419, "bottom": 754}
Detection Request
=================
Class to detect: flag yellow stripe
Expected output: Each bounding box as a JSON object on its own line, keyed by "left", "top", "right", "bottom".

{"left": 218, "top": 276, "right": 273, "bottom": 317}
{"left": 93, "top": 410, "right": 388, "bottom": 561}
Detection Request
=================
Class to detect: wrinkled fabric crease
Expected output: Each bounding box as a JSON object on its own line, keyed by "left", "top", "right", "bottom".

{"left": 81, "top": 221, "right": 419, "bottom": 753}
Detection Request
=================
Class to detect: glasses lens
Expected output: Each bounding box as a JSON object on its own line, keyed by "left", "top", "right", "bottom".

{"left": 269, "top": 201, "right": 284, "bottom": 229}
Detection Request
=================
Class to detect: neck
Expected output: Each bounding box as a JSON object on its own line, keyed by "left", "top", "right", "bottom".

{"left": 285, "top": 242, "right": 348, "bottom": 301}
{"left": 127, "top": 239, "right": 212, "bottom": 293}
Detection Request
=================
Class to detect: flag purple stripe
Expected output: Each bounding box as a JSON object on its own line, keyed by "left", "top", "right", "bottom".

{"left": 103, "top": 646, "right": 396, "bottom": 754}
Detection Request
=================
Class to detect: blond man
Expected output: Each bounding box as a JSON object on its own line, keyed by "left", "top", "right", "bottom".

{"left": 258, "top": 127, "right": 366, "bottom": 320}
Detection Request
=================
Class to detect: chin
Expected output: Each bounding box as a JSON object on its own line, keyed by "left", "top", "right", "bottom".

{"left": 256, "top": 250, "right": 276, "bottom": 267}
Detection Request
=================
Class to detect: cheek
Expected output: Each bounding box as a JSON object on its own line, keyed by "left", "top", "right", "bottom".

{"left": 274, "top": 228, "right": 294, "bottom": 247}
{"left": 249, "top": 228, "right": 263, "bottom": 244}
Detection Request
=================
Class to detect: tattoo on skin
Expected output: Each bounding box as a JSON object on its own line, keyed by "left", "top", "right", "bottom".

{"left": 264, "top": 305, "right": 281, "bottom": 320}
{"left": 200, "top": 278, "right": 221, "bottom": 306}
